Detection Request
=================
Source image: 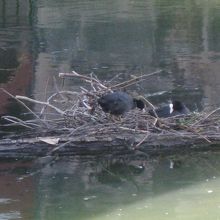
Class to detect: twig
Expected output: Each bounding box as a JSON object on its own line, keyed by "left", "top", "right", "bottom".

{"left": 191, "top": 107, "right": 220, "bottom": 127}
{"left": 137, "top": 96, "right": 156, "bottom": 109}
{"left": 107, "top": 72, "right": 124, "bottom": 83}
{"left": 179, "top": 124, "right": 211, "bottom": 143}
{"left": 59, "top": 70, "right": 108, "bottom": 89}
{"left": 49, "top": 140, "right": 72, "bottom": 154}
{"left": 110, "top": 69, "right": 163, "bottom": 90}
{"left": 16, "top": 95, "right": 65, "bottom": 115}
{"left": 137, "top": 95, "right": 159, "bottom": 121}
{"left": 80, "top": 87, "right": 98, "bottom": 98}
{"left": 119, "top": 126, "right": 148, "bottom": 133}
{"left": 40, "top": 77, "right": 50, "bottom": 119}
{"left": 40, "top": 90, "right": 80, "bottom": 116}
{"left": 53, "top": 76, "right": 66, "bottom": 100}
{"left": 135, "top": 132, "right": 149, "bottom": 148}
{"left": 2, "top": 116, "right": 34, "bottom": 129}
{"left": 2, "top": 116, "right": 42, "bottom": 128}
{"left": 90, "top": 72, "right": 97, "bottom": 92}
{"left": 1, "top": 88, "right": 49, "bottom": 128}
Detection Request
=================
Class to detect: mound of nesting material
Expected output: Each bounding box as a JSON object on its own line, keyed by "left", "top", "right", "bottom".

{"left": 1, "top": 70, "right": 220, "bottom": 153}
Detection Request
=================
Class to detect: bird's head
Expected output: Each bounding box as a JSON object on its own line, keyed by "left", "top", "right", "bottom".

{"left": 172, "top": 100, "right": 185, "bottom": 111}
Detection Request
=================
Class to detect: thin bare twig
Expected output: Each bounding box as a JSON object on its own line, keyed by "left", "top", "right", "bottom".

{"left": 119, "top": 126, "right": 148, "bottom": 133}
{"left": 2, "top": 116, "right": 34, "bottom": 129}
{"left": 1, "top": 88, "right": 49, "bottom": 128}
{"left": 135, "top": 132, "right": 149, "bottom": 148}
{"left": 16, "top": 95, "right": 65, "bottom": 115}
{"left": 59, "top": 70, "right": 108, "bottom": 89}
{"left": 110, "top": 69, "right": 163, "bottom": 90}
{"left": 191, "top": 107, "right": 220, "bottom": 127}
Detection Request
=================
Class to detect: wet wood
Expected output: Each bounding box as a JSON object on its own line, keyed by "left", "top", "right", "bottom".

{"left": 0, "top": 132, "right": 219, "bottom": 159}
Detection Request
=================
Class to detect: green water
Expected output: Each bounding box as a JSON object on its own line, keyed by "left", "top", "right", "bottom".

{"left": 34, "top": 153, "right": 220, "bottom": 220}
{"left": 91, "top": 180, "right": 220, "bottom": 220}
{"left": 1, "top": 152, "right": 220, "bottom": 220}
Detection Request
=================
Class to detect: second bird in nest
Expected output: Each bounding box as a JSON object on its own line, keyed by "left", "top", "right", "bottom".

{"left": 98, "top": 91, "right": 144, "bottom": 116}
{"left": 149, "top": 100, "right": 190, "bottom": 118}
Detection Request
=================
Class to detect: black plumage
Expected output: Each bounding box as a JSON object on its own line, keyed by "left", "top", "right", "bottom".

{"left": 149, "top": 100, "right": 189, "bottom": 118}
{"left": 98, "top": 91, "right": 144, "bottom": 116}
{"left": 134, "top": 99, "right": 145, "bottom": 110}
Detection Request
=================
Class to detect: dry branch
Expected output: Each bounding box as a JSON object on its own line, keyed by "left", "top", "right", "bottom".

{"left": 1, "top": 88, "right": 49, "bottom": 128}
{"left": 16, "top": 95, "right": 65, "bottom": 115}
{"left": 109, "top": 69, "right": 163, "bottom": 90}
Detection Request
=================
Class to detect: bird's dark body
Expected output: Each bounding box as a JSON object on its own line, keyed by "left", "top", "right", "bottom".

{"left": 98, "top": 92, "right": 136, "bottom": 116}
{"left": 149, "top": 106, "right": 173, "bottom": 118}
{"left": 149, "top": 101, "right": 189, "bottom": 118}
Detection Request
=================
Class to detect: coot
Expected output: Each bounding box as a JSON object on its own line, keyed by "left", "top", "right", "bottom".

{"left": 98, "top": 91, "right": 144, "bottom": 116}
{"left": 149, "top": 100, "right": 189, "bottom": 118}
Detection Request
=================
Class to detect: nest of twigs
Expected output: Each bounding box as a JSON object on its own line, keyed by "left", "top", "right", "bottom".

{"left": 2, "top": 70, "right": 220, "bottom": 149}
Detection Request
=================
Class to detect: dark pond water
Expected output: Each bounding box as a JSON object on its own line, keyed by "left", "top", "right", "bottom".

{"left": 1, "top": 0, "right": 220, "bottom": 219}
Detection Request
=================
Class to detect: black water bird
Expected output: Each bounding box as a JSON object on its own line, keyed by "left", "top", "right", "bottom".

{"left": 98, "top": 91, "right": 144, "bottom": 116}
{"left": 149, "top": 100, "right": 189, "bottom": 118}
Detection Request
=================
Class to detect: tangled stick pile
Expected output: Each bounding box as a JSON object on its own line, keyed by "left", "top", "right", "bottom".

{"left": 2, "top": 70, "right": 220, "bottom": 148}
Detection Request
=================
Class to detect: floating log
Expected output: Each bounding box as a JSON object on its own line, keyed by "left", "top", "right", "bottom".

{"left": 0, "top": 128, "right": 219, "bottom": 159}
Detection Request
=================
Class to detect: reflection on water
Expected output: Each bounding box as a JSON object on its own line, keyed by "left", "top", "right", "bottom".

{"left": 0, "top": 160, "right": 34, "bottom": 220}
{"left": 1, "top": 152, "right": 220, "bottom": 220}
{"left": 1, "top": 0, "right": 220, "bottom": 115}
{"left": 0, "top": 211, "right": 21, "bottom": 220}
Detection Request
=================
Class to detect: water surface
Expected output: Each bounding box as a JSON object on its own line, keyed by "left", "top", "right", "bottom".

{"left": 1, "top": 152, "right": 220, "bottom": 220}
